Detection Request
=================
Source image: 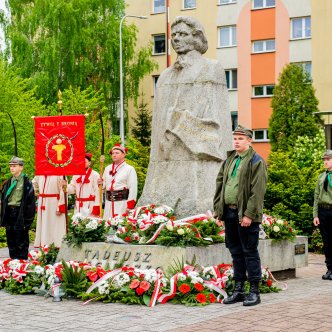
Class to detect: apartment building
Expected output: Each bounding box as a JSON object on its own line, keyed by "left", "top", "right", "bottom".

{"left": 126, "top": 0, "right": 331, "bottom": 159}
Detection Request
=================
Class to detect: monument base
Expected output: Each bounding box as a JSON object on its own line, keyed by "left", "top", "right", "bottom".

{"left": 57, "top": 236, "right": 308, "bottom": 274}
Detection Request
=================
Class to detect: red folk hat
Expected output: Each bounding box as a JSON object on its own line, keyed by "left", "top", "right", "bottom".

{"left": 110, "top": 143, "right": 128, "bottom": 154}
{"left": 85, "top": 153, "right": 92, "bottom": 161}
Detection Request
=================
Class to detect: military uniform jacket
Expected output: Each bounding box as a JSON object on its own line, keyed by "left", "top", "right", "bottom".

{"left": 0, "top": 175, "right": 35, "bottom": 230}
{"left": 213, "top": 147, "right": 267, "bottom": 223}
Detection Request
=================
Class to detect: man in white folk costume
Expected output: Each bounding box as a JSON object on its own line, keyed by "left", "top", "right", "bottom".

{"left": 67, "top": 153, "right": 100, "bottom": 217}
{"left": 102, "top": 143, "right": 138, "bottom": 220}
{"left": 32, "top": 175, "right": 66, "bottom": 247}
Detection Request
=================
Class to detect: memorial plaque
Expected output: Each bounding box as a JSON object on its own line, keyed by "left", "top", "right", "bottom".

{"left": 295, "top": 243, "right": 306, "bottom": 255}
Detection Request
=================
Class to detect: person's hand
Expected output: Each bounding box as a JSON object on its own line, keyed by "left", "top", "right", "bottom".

{"left": 216, "top": 219, "right": 224, "bottom": 227}
{"left": 313, "top": 217, "right": 320, "bottom": 226}
{"left": 60, "top": 179, "right": 67, "bottom": 188}
{"left": 241, "top": 216, "right": 252, "bottom": 227}
{"left": 56, "top": 211, "right": 62, "bottom": 216}
{"left": 97, "top": 178, "right": 103, "bottom": 185}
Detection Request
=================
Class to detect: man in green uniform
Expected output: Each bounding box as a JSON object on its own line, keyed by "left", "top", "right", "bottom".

{"left": 0, "top": 157, "right": 35, "bottom": 259}
{"left": 214, "top": 125, "right": 267, "bottom": 306}
{"left": 313, "top": 150, "right": 332, "bottom": 280}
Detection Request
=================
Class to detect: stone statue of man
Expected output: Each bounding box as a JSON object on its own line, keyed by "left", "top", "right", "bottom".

{"left": 139, "top": 16, "right": 233, "bottom": 218}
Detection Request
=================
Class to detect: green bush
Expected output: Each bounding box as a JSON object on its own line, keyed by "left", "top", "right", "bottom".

{"left": 0, "top": 228, "right": 6, "bottom": 248}
{"left": 265, "top": 131, "right": 325, "bottom": 238}
{"left": 309, "top": 229, "right": 324, "bottom": 254}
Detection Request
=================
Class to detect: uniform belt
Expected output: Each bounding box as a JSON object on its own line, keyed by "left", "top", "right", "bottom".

{"left": 318, "top": 203, "right": 332, "bottom": 210}
{"left": 106, "top": 189, "right": 129, "bottom": 202}
{"left": 77, "top": 196, "right": 95, "bottom": 202}
{"left": 8, "top": 205, "right": 20, "bottom": 209}
{"left": 39, "top": 193, "right": 60, "bottom": 199}
{"left": 226, "top": 204, "right": 238, "bottom": 210}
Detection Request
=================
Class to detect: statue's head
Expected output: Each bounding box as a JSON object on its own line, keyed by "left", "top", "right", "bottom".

{"left": 171, "top": 16, "right": 208, "bottom": 55}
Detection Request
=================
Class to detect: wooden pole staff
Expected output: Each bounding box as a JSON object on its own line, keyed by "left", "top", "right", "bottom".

{"left": 57, "top": 90, "right": 69, "bottom": 234}
{"left": 98, "top": 112, "right": 105, "bottom": 218}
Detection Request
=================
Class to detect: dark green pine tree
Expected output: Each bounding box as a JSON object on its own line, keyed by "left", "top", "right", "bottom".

{"left": 131, "top": 98, "right": 152, "bottom": 146}
{"left": 269, "top": 64, "right": 322, "bottom": 152}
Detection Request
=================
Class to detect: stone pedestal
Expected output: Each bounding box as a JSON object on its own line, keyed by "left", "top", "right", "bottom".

{"left": 57, "top": 236, "right": 308, "bottom": 273}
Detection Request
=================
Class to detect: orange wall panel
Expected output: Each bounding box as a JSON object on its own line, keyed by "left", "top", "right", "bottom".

{"left": 251, "top": 53, "right": 275, "bottom": 85}
{"left": 252, "top": 107, "right": 273, "bottom": 129}
{"left": 251, "top": 8, "right": 275, "bottom": 40}
{"left": 251, "top": 98, "right": 272, "bottom": 129}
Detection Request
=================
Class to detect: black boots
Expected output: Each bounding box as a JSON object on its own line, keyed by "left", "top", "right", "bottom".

{"left": 223, "top": 281, "right": 261, "bottom": 306}
{"left": 322, "top": 270, "right": 332, "bottom": 280}
{"left": 223, "top": 281, "right": 245, "bottom": 304}
{"left": 243, "top": 282, "right": 261, "bottom": 306}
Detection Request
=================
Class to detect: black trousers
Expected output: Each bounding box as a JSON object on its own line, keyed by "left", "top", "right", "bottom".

{"left": 224, "top": 207, "right": 261, "bottom": 282}
{"left": 4, "top": 207, "right": 29, "bottom": 260}
{"left": 318, "top": 207, "right": 332, "bottom": 270}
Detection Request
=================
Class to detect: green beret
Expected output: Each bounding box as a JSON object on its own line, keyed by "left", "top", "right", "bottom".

{"left": 233, "top": 124, "right": 253, "bottom": 138}
{"left": 9, "top": 156, "right": 24, "bottom": 166}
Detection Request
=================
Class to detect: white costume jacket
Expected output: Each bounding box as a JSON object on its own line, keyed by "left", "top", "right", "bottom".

{"left": 68, "top": 167, "right": 100, "bottom": 216}
{"left": 32, "top": 175, "right": 66, "bottom": 247}
{"left": 102, "top": 161, "right": 137, "bottom": 220}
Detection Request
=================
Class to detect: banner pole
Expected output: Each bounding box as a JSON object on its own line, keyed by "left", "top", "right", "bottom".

{"left": 98, "top": 112, "right": 105, "bottom": 218}
{"left": 57, "top": 90, "right": 69, "bottom": 234}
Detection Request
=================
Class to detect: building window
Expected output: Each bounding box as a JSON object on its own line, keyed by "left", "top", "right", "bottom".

{"left": 183, "top": 0, "right": 196, "bottom": 9}
{"left": 218, "top": 26, "right": 237, "bottom": 48}
{"left": 225, "top": 69, "right": 238, "bottom": 90}
{"left": 253, "top": 129, "right": 269, "bottom": 142}
{"left": 253, "top": 85, "right": 274, "bottom": 97}
{"left": 231, "top": 112, "right": 238, "bottom": 131}
{"left": 294, "top": 62, "right": 312, "bottom": 79}
{"left": 252, "top": 0, "right": 275, "bottom": 9}
{"left": 153, "top": 0, "right": 165, "bottom": 13}
{"left": 252, "top": 39, "right": 275, "bottom": 53}
{"left": 153, "top": 75, "right": 159, "bottom": 96}
{"left": 219, "top": 0, "right": 237, "bottom": 4}
{"left": 291, "top": 17, "right": 311, "bottom": 39}
{"left": 153, "top": 34, "right": 166, "bottom": 54}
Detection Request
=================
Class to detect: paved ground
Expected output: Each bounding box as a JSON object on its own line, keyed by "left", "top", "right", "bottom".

{"left": 0, "top": 248, "right": 331, "bottom": 332}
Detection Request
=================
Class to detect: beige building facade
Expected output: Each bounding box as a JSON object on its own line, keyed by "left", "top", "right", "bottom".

{"left": 126, "top": 0, "right": 332, "bottom": 157}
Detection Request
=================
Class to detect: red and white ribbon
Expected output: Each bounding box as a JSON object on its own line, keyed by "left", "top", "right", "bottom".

{"left": 157, "top": 274, "right": 178, "bottom": 304}
{"left": 149, "top": 271, "right": 163, "bottom": 307}
{"left": 86, "top": 268, "right": 122, "bottom": 294}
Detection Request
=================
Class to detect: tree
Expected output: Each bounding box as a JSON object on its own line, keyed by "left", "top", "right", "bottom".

{"left": 0, "top": 60, "right": 45, "bottom": 180}
{"left": 0, "top": 58, "right": 111, "bottom": 182}
{"left": 131, "top": 97, "right": 152, "bottom": 146}
{"left": 265, "top": 130, "right": 326, "bottom": 237}
{"left": 269, "top": 64, "right": 322, "bottom": 151}
{"left": 0, "top": 0, "right": 157, "bottom": 133}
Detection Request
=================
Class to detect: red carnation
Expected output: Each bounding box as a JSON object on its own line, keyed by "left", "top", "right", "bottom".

{"left": 179, "top": 283, "right": 191, "bottom": 294}
{"left": 196, "top": 293, "right": 207, "bottom": 303}
{"left": 128, "top": 271, "right": 134, "bottom": 277}
{"left": 136, "top": 287, "right": 145, "bottom": 296}
{"left": 209, "top": 293, "right": 217, "bottom": 303}
{"left": 267, "top": 279, "right": 273, "bottom": 287}
{"left": 194, "top": 283, "right": 204, "bottom": 292}
{"left": 87, "top": 271, "right": 98, "bottom": 282}
{"left": 125, "top": 236, "right": 131, "bottom": 242}
{"left": 129, "top": 279, "right": 140, "bottom": 289}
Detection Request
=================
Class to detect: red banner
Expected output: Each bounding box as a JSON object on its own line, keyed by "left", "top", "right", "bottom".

{"left": 34, "top": 115, "right": 86, "bottom": 176}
